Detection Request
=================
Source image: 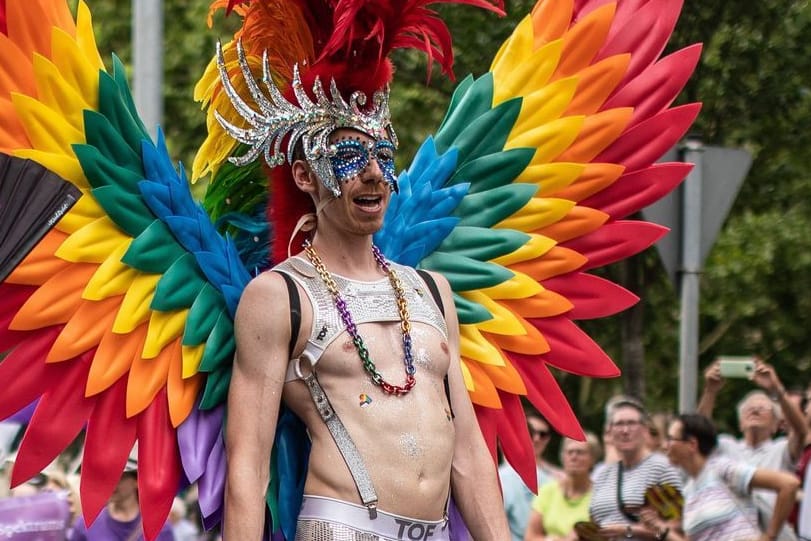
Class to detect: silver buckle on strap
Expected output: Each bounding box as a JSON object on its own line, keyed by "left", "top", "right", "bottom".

{"left": 366, "top": 501, "right": 378, "bottom": 520}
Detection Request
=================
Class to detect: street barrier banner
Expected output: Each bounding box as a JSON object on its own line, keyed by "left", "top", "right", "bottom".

{"left": 0, "top": 491, "right": 70, "bottom": 540}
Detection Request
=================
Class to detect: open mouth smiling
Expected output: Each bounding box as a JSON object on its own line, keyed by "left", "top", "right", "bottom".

{"left": 353, "top": 195, "right": 383, "bottom": 208}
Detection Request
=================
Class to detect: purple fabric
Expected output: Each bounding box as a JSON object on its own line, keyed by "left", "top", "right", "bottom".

{"left": 0, "top": 491, "right": 71, "bottom": 540}
{"left": 447, "top": 497, "right": 471, "bottom": 541}
{"left": 197, "top": 430, "right": 226, "bottom": 529}
{"left": 7, "top": 400, "right": 37, "bottom": 424}
{"left": 71, "top": 508, "right": 175, "bottom": 541}
{"left": 177, "top": 405, "right": 224, "bottom": 483}
{"left": 178, "top": 404, "right": 226, "bottom": 529}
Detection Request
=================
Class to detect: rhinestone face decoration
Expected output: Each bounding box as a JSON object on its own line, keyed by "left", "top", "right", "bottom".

{"left": 214, "top": 40, "right": 398, "bottom": 198}
{"left": 328, "top": 139, "right": 397, "bottom": 189}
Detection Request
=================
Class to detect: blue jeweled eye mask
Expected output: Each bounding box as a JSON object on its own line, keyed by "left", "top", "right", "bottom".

{"left": 327, "top": 139, "right": 398, "bottom": 193}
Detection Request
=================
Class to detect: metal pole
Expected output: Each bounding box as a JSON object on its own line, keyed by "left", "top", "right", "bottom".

{"left": 133, "top": 0, "right": 163, "bottom": 139}
{"left": 678, "top": 137, "right": 704, "bottom": 413}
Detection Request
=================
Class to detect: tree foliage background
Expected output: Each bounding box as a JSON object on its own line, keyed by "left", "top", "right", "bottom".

{"left": 72, "top": 0, "right": 811, "bottom": 438}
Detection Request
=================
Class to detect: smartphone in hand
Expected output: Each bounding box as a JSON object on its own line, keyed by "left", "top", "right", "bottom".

{"left": 717, "top": 356, "right": 756, "bottom": 379}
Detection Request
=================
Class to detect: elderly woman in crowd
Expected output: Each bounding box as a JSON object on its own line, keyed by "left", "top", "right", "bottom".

{"left": 524, "top": 432, "right": 601, "bottom": 541}
{"left": 589, "top": 398, "right": 682, "bottom": 541}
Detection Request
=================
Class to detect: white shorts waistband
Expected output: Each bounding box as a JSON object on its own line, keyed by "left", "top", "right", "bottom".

{"left": 297, "top": 495, "right": 449, "bottom": 541}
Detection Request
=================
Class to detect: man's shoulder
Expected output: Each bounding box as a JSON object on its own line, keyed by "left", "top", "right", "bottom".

{"left": 392, "top": 261, "right": 437, "bottom": 285}
{"left": 647, "top": 451, "right": 670, "bottom": 464}
{"left": 238, "top": 267, "right": 298, "bottom": 313}
{"left": 245, "top": 267, "right": 288, "bottom": 292}
{"left": 719, "top": 434, "right": 787, "bottom": 452}
{"left": 707, "top": 453, "right": 754, "bottom": 476}
{"left": 715, "top": 433, "right": 744, "bottom": 453}
{"left": 536, "top": 478, "right": 561, "bottom": 498}
{"left": 716, "top": 435, "right": 789, "bottom": 464}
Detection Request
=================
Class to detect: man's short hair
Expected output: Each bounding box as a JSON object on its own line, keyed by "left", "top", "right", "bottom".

{"left": 677, "top": 413, "right": 717, "bottom": 456}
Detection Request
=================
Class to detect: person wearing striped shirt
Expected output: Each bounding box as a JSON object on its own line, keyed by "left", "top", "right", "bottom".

{"left": 589, "top": 398, "right": 682, "bottom": 540}
{"left": 642, "top": 413, "right": 799, "bottom": 541}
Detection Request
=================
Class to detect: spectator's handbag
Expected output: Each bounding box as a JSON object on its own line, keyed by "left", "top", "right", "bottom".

{"left": 644, "top": 483, "right": 684, "bottom": 521}
{"left": 573, "top": 521, "right": 607, "bottom": 541}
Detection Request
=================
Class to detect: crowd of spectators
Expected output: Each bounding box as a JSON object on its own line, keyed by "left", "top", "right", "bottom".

{"left": 499, "top": 359, "right": 810, "bottom": 541}
{"left": 0, "top": 435, "right": 219, "bottom": 541}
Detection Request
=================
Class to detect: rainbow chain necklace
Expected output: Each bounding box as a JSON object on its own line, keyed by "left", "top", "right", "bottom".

{"left": 303, "top": 241, "right": 416, "bottom": 395}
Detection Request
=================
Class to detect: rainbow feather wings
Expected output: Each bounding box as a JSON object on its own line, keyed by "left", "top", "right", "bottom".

{"left": 0, "top": 1, "right": 240, "bottom": 536}
{"left": 378, "top": 0, "right": 700, "bottom": 489}
{"left": 0, "top": 0, "right": 700, "bottom": 536}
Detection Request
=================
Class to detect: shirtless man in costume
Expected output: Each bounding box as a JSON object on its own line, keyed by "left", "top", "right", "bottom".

{"left": 223, "top": 124, "right": 510, "bottom": 538}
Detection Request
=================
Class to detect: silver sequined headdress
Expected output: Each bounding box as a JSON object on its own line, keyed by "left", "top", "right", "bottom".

{"left": 214, "top": 40, "right": 398, "bottom": 198}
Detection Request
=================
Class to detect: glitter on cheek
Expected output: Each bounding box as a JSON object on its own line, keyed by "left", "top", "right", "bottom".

{"left": 399, "top": 433, "right": 423, "bottom": 459}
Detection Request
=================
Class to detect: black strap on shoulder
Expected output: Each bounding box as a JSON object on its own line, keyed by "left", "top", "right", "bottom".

{"left": 416, "top": 269, "right": 454, "bottom": 419}
{"left": 617, "top": 461, "right": 641, "bottom": 522}
{"left": 275, "top": 271, "right": 301, "bottom": 359}
{"left": 416, "top": 269, "right": 444, "bottom": 316}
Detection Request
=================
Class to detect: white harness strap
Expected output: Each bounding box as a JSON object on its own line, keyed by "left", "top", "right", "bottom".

{"left": 296, "top": 352, "right": 379, "bottom": 518}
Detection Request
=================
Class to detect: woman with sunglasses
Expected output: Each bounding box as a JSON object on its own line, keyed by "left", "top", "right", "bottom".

{"left": 500, "top": 412, "right": 564, "bottom": 541}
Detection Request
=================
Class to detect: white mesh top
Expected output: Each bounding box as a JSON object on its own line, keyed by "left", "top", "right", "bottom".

{"left": 273, "top": 256, "right": 448, "bottom": 382}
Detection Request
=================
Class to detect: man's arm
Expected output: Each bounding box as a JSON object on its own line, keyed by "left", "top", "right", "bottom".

{"left": 432, "top": 272, "right": 510, "bottom": 540}
{"left": 223, "top": 272, "right": 292, "bottom": 539}
{"left": 696, "top": 361, "right": 723, "bottom": 418}
{"left": 749, "top": 467, "right": 801, "bottom": 541}
{"left": 752, "top": 361, "right": 808, "bottom": 460}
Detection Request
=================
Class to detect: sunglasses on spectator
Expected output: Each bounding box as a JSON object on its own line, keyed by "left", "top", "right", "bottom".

{"left": 529, "top": 427, "right": 551, "bottom": 439}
